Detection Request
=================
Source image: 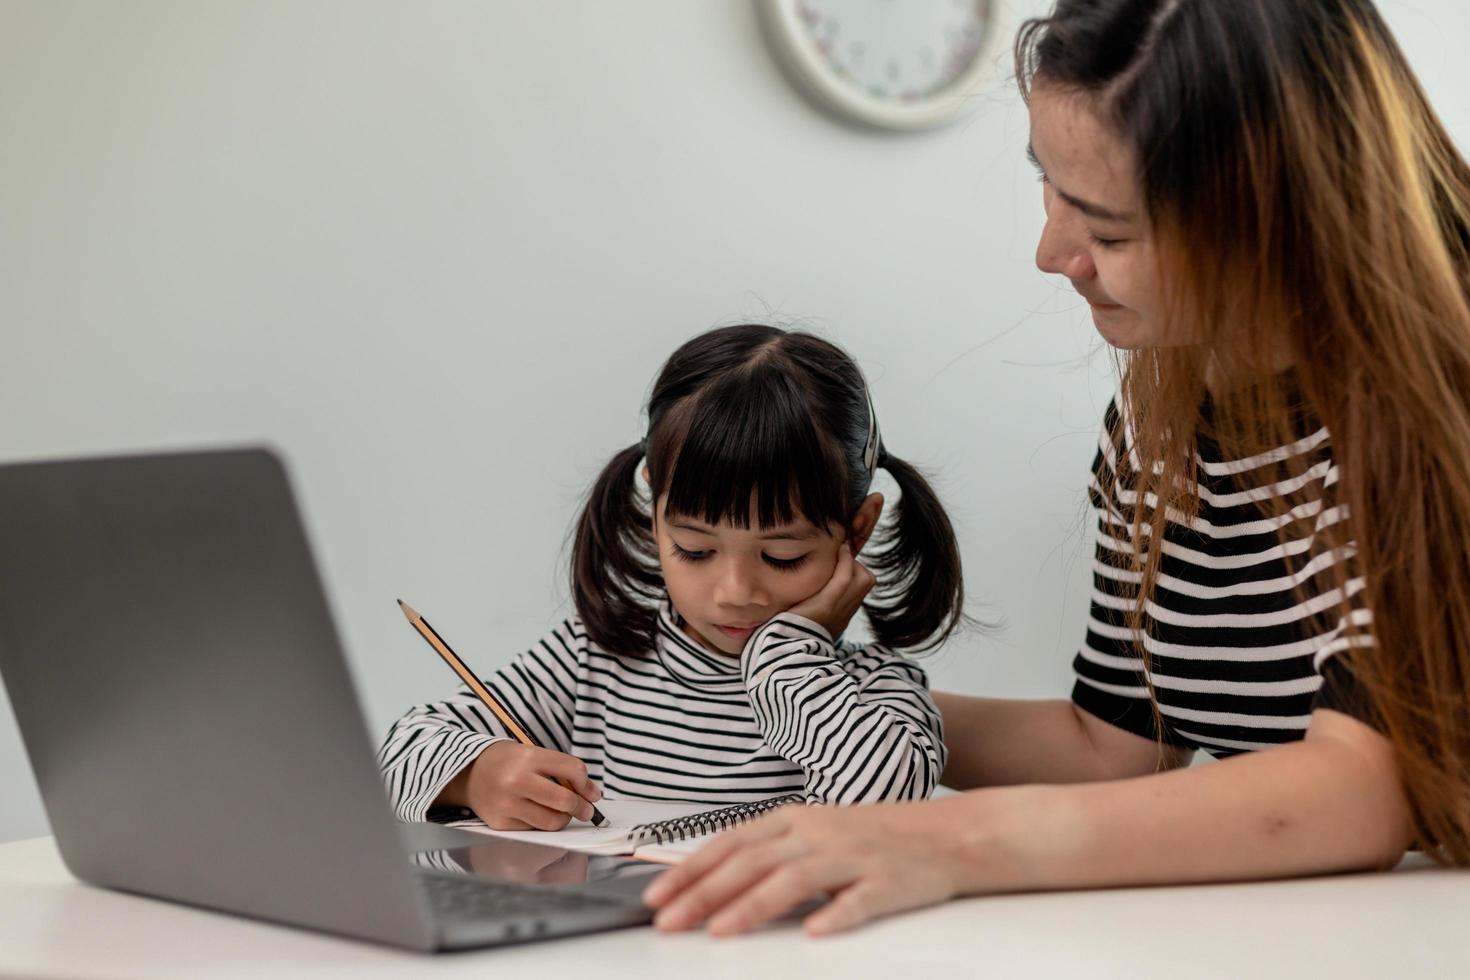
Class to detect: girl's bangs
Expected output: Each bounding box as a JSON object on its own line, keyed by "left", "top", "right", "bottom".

{"left": 656, "top": 371, "right": 851, "bottom": 532}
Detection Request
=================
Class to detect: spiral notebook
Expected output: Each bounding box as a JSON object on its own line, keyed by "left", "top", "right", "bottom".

{"left": 434, "top": 796, "right": 805, "bottom": 864}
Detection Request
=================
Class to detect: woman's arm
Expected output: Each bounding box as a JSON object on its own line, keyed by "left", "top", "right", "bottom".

{"left": 933, "top": 691, "right": 1194, "bottom": 788}
{"left": 643, "top": 708, "right": 1411, "bottom": 936}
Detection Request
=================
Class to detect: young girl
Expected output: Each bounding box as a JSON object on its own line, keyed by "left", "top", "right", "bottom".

{"left": 377, "top": 324, "right": 966, "bottom": 830}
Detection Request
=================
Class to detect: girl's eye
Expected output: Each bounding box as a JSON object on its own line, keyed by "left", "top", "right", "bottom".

{"left": 1088, "top": 232, "right": 1125, "bottom": 248}
{"left": 670, "top": 543, "right": 808, "bottom": 572}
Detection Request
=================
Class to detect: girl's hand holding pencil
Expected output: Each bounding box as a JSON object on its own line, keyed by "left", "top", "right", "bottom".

{"left": 437, "top": 741, "right": 603, "bottom": 831}
{"left": 396, "top": 599, "right": 608, "bottom": 827}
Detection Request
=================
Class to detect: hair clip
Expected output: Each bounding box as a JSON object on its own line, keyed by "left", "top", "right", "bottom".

{"left": 862, "top": 387, "right": 882, "bottom": 473}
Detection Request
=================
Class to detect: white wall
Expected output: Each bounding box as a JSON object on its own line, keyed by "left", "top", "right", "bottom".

{"left": 2, "top": 1, "right": 1466, "bottom": 844}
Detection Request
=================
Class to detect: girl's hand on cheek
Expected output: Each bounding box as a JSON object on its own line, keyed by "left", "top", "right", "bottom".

{"left": 787, "top": 545, "right": 875, "bottom": 640}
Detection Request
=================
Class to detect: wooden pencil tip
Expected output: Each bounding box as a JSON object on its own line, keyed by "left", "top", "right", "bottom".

{"left": 397, "top": 599, "right": 419, "bottom": 621}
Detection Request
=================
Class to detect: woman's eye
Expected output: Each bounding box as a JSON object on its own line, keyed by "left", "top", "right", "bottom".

{"left": 762, "top": 554, "right": 809, "bottom": 572}
{"left": 1088, "top": 232, "right": 1125, "bottom": 248}
{"left": 671, "top": 544, "right": 709, "bottom": 563}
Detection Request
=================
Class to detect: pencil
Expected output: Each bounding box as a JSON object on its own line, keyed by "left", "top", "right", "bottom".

{"left": 396, "top": 598, "right": 607, "bottom": 827}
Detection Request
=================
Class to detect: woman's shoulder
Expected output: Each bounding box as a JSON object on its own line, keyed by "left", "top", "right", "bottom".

{"left": 1097, "top": 394, "right": 1126, "bottom": 453}
{"left": 1087, "top": 394, "right": 1128, "bottom": 496}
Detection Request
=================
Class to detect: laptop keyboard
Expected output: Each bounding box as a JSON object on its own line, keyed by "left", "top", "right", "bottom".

{"left": 418, "top": 873, "right": 626, "bottom": 920}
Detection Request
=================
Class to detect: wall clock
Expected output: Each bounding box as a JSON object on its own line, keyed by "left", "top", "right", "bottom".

{"left": 759, "top": 0, "right": 1001, "bottom": 131}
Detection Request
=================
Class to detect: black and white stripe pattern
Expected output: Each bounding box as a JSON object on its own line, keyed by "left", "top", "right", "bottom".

{"left": 1073, "top": 398, "right": 1375, "bottom": 757}
{"left": 377, "top": 601, "right": 945, "bottom": 821}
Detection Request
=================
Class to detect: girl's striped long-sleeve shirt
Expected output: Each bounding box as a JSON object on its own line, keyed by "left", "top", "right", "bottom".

{"left": 377, "top": 599, "right": 946, "bottom": 821}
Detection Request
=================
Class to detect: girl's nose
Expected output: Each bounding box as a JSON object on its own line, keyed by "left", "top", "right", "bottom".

{"left": 712, "top": 560, "right": 767, "bottom": 608}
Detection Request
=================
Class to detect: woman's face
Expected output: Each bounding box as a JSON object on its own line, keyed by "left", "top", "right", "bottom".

{"left": 1027, "top": 82, "right": 1167, "bottom": 349}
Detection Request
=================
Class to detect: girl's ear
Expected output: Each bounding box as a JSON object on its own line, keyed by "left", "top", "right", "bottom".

{"left": 849, "top": 493, "right": 884, "bottom": 553}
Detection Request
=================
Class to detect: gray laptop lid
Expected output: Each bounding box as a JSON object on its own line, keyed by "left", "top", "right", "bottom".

{"left": 0, "top": 448, "right": 435, "bottom": 949}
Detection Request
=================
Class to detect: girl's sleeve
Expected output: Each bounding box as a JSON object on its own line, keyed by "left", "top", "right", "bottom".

{"left": 375, "top": 617, "right": 585, "bottom": 822}
{"left": 741, "top": 612, "right": 946, "bottom": 804}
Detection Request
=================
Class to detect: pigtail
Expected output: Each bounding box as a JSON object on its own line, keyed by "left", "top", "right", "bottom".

{"left": 570, "top": 443, "right": 662, "bottom": 657}
{"left": 862, "top": 453, "right": 966, "bottom": 651}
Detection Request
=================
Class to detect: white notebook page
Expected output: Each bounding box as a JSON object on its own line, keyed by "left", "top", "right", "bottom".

{"left": 443, "top": 799, "right": 724, "bottom": 855}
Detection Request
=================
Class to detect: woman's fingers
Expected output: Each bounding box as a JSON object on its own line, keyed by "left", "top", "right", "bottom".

{"left": 704, "top": 855, "right": 859, "bottom": 936}
{"left": 652, "top": 834, "right": 812, "bottom": 932}
{"left": 812, "top": 863, "right": 958, "bottom": 936}
{"left": 644, "top": 813, "right": 793, "bottom": 907}
{"left": 642, "top": 834, "right": 743, "bottom": 908}
{"left": 646, "top": 804, "right": 961, "bottom": 937}
{"left": 802, "top": 879, "right": 891, "bottom": 936}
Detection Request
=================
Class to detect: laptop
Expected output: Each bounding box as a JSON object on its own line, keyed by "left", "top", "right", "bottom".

{"left": 0, "top": 447, "right": 659, "bottom": 951}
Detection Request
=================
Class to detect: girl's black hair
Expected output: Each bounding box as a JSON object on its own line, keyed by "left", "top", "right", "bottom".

{"left": 570, "top": 324, "right": 966, "bottom": 658}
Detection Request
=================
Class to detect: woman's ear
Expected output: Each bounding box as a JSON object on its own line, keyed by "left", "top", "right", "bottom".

{"left": 849, "top": 493, "right": 884, "bottom": 553}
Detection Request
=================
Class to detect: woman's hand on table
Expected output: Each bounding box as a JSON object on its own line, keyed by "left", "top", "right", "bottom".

{"left": 641, "top": 798, "right": 976, "bottom": 937}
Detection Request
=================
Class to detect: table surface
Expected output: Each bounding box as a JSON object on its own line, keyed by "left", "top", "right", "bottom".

{"left": 4, "top": 835, "right": 1470, "bottom": 979}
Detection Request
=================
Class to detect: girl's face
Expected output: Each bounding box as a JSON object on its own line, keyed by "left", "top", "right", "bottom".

{"left": 1027, "top": 83, "right": 1169, "bottom": 349}
{"left": 652, "top": 492, "right": 882, "bottom": 657}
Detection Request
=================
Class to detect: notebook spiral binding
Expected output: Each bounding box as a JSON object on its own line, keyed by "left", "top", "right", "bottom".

{"left": 627, "top": 795, "right": 806, "bottom": 846}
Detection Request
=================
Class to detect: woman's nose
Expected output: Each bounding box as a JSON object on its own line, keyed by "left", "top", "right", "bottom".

{"left": 1035, "top": 211, "right": 1096, "bottom": 283}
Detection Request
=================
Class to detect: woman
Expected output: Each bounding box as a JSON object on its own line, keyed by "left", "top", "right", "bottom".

{"left": 643, "top": 0, "right": 1470, "bottom": 936}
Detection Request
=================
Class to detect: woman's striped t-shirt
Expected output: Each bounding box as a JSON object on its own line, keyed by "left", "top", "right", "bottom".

{"left": 377, "top": 600, "right": 945, "bottom": 821}
{"left": 1072, "top": 397, "right": 1376, "bottom": 757}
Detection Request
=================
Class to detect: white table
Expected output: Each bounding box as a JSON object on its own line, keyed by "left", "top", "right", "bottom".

{"left": 3, "top": 835, "right": 1468, "bottom": 979}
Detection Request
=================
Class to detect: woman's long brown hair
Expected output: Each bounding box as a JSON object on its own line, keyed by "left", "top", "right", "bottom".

{"left": 1019, "top": 0, "right": 1470, "bottom": 863}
